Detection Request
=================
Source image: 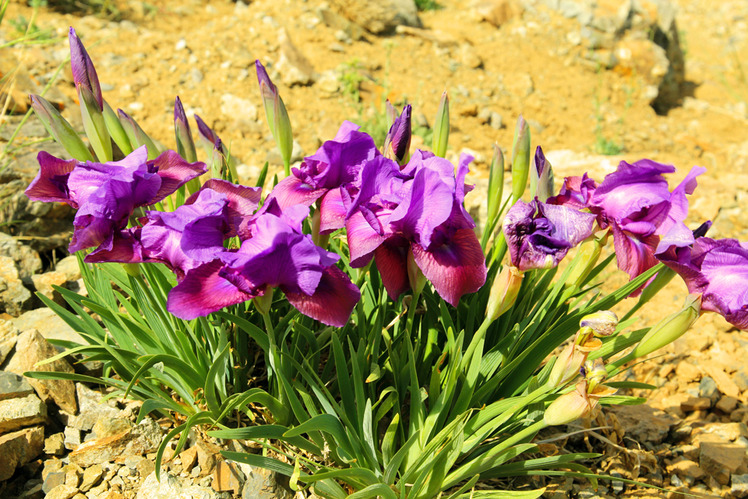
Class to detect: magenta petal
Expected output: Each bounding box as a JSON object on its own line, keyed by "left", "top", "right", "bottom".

{"left": 411, "top": 228, "right": 487, "bottom": 306}
{"left": 284, "top": 266, "right": 360, "bottom": 327}
{"left": 374, "top": 239, "right": 410, "bottom": 301}
{"left": 149, "top": 150, "right": 207, "bottom": 203}
{"left": 611, "top": 223, "right": 659, "bottom": 285}
{"left": 266, "top": 175, "right": 325, "bottom": 211}
{"left": 189, "top": 179, "right": 261, "bottom": 238}
{"left": 25, "top": 152, "right": 78, "bottom": 205}
{"left": 167, "top": 260, "right": 255, "bottom": 320}
{"left": 319, "top": 188, "right": 347, "bottom": 233}
{"left": 346, "top": 211, "right": 386, "bottom": 267}
{"left": 85, "top": 229, "right": 144, "bottom": 264}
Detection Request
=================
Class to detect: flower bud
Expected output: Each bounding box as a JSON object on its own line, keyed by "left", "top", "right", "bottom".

{"left": 529, "top": 146, "right": 554, "bottom": 202}
{"left": 580, "top": 310, "right": 618, "bottom": 337}
{"left": 544, "top": 381, "right": 592, "bottom": 426}
{"left": 69, "top": 27, "right": 103, "bottom": 111}
{"left": 118, "top": 109, "right": 159, "bottom": 160}
{"left": 547, "top": 342, "right": 586, "bottom": 388}
{"left": 256, "top": 60, "right": 293, "bottom": 175}
{"left": 510, "top": 115, "right": 531, "bottom": 202}
{"left": 432, "top": 91, "right": 449, "bottom": 158}
{"left": 486, "top": 144, "right": 505, "bottom": 232}
{"left": 566, "top": 229, "right": 609, "bottom": 287}
{"left": 383, "top": 104, "right": 411, "bottom": 166}
{"left": 78, "top": 84, "right": 112, "bottom": 162}
{"left": 29, "top": 94, "right": 93, "bottom": 161}
{"left": 631, "top": 294, "right": 702, "bottom": 358}
{"left": 174, "top": 96, "right": 197, "bottom": 163}
{"left": 102, "top": 101, "right": 132, "bottom": 156}
{"left": 486, "top": 265, "right": 524, "bottom": 321}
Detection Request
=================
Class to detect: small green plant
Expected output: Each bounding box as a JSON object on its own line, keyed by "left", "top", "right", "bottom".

{"left": 415, "top": 0, "right": 441, "bottom": 11}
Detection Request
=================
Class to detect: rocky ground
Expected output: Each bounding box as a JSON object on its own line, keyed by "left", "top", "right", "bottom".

{"left": 0, "top": 0, "right": 748, "bottom": 497}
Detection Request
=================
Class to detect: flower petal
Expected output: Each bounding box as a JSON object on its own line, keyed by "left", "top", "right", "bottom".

{"left": 373, "top": 238, "right": 410, "bottom": 301}
{"left": 25, "top": 152, "right": 78, "bottom": 205}
{"left": 149, "top": 150, "right": 207, "bottom": 204}
{"left": 283, "top": 266, "right": 360, "bottom": 327}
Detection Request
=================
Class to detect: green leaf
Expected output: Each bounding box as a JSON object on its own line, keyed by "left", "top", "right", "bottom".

{"left": 221, "top": 451, "right": 296, "bottom": 477}
{"left": 347, "top": 483, "right": 398, "bottom": 499}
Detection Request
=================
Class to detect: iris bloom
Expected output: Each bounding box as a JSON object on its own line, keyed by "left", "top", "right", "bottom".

{"left": 167, "top": 200, "right": 360, "bottom": 326}
{"left": 25, "top": 145, "right": 207, "bottom": 254}
{"left": 344, "top": 150, "right": 486, "bottom": 306}
{"left": 657, "top": 237, "right": 748, "bottom": 330}
{"left": 502, "top": 199, "right": 596, "bottom": 271}
{"left": 267, "top": 121, "right": 380, "bottom": 233}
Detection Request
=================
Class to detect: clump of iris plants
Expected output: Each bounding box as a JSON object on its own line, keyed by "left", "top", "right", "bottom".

{"left": 24, "top": 28, "right": 748, "bottom": 498}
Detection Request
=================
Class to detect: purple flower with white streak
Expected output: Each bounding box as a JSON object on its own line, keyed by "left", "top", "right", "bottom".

{"left": 503, "top": 199, "right": 596, "bottom": 271}
{"left": 266, "top": 121, "right": 380, "bottom": 233}
{"left": 657, "top": 237, "right": 748, "bottom": 330}
{"left": 587, "top": 160, "right": 705, "bottom": 281}
{"left": 25, "top": 145, "right": 207, "bottom": 254}
{"left": 167, "top": 199, "right": 360, "bottom": 326}
{"left": 344, "top": 150, "right": 486, "bottom": 306}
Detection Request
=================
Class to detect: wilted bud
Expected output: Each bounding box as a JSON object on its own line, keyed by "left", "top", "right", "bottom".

{"left": 432, "top": 91, "right": 449, "bottom": 158}
{"left": 486, "top": 265, "right": 524, "bottom": 321}
{"left": 510, "top": 115, "right": 531, "bottom": 202}
{"left": 29, "top": 94, "right": 93, "bottom": 161}
{"left": 544, "top": 381, "right": 592, "bottom": 426}
{"left": 580, "top": 310, "right": 618, "bottom": 337}
{"left": 383, "top": 104, "right": 411, "bottom": 165}
{"left": 631, "top": 294, "right": 702, "bottom": 358}
{"left": 78, "top": 84, "right": 112, "bottom": 162}
{"left": 566, "top": 229, "right": 609, "bottom": 287}
{"left": 255, "top": 60, "right": 293, "bottom": 175}
{"left": 118, "top": 109, "right": 159, "bottom": 160}
{"left": 547, "top": 342, "right": 586, "bottom": 388}
{"left": 102, "top": 101, "right": 132, "bottom": 156}
{"left": 174, "top": 96, "right": 197, "bottom": 163}
{"left": 583, "top": 358, "right": 607, "bottom": 392}
{"left": 68, "top": 27, "right": 103, "bottom": 111}
{"left": 486, "top": 144, "right": 505, "bottom": 231}
{"left": 529, "top": 146, "right": 554, "bottom": 202}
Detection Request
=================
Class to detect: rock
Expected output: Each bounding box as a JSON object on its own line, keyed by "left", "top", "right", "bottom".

{"left": 666, "top": 457, "right": 704, "bottom": 481}
{"left": 328, "top": 0, "right": 421, "bottom": 34}
{"left": 0, "top": 371, "right": 34, "bottom": 401}
{"left": 180, "top": 446, "right": 198, "bottom": 473}
{"left": 0, "top": 255, "right": 33, "bottom": 316}
{"left": 70, "top": 417, "right": 162, "bottom": 467}
{"left": 63, "top": 426, "right": 82, "bottom": 451}
{"left": 64, "top": 384, "right": 122, "bottom": 432}
{"left": 220, "top": 93, "right": 258, "bottom": 123}
{"left": 699, "top": 438, "right": 746, "bottom": 485}
{"left": 212, "top": 460, "right": 243, "bottom": 494}
{"left": 275, "top": 29, "right": 316, "bottom": 86}
{"left": 609, "top": 404, "right": 677, "bottom": 444}
{"left": 674, "top": 361, "right": 700, "bottom": 382}
{"left": 5, "top": 329, "right": 78, "bottom": 414}
{"left": 732, "top": 474, "right": 748, "bottom": 498}
{"left": 0, "top": 233, "right": 42, "bottom": 279}
{"left": 716, "top": 396, "right": 739, "bottom": 414}
{"left": 0, "top": 393, "right": 47, "bottom": 433}
{"left": 681, "top": 397, "right": 711, "bottom": 412}
{"left": 0, "top": 319, "right": 18, "bottom": 365}
{"left": 472, "top": 0, "right": 523, "bottom": 27}
{"left": 11, "top": 307, "right": 85, "bottom": 345}
{"left": 45, "top": 484, "right": 78, "bottom": 499}
{"left": 43, "top": 470, "right": 66, "bottom": 494}
{"left": 316, "top": 5, "right": 366, "bottom": 41}
{"left": 238, "top": 462, "right": 293, "bottom": 499}
{"left": 30, "top": 271, "right": 70, "bottom": 306}
{"left": 43, "top": 432, "right": 65, "bottom": 456}
{"left": 53, "top": 256, "right": 81, "bottom": 283}
{"left": 702, "top": 362, "right": 741, "bottom": 399}
{"left": 0, "top": 425, "right": 44, "bottom": 481}
{"left": 701, "top": 422, "right": 748, "bottom": 442}
{"left": 698, "top": 376, "right": 720, "bottom": 403}
{"left": 79, "top": 463, "right": 104, "bottom": 492}
{"left": 137, "top": 471, "right": 216, "bottom": 499}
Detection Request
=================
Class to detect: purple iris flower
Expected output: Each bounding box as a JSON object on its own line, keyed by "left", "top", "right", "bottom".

{"left": 167, "top": 199, "right": 360, "bottom": 326}
{"left": 587, "top": 160, "right": 705, "bottom": 281}
{"left": 383, "top": 104, "right": 412, "bottom": 165}
{"left": 344, "top": 150, "right": 486, "bottom": 306}
{"left": 547, "top": 173, "right": 598, "bottom": 210}
{"left": 25, "top": 145, "right": 207, "bottom": 254}
{"left": 266, "top": 121, "right": 380, "bottom": 233}
{"left": 657, "top": 237, "right": 748, "bottom": 330}
{"left": 503, "top": 198, "right": 596, "bottom": 271}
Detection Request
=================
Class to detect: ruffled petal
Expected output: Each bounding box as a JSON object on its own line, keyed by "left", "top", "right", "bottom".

{"left": 373, "top": 238, "right": 410, "bottom": 302}
{"left": 25, "top": 152, "right": 78, "bottom": 205}
{"left": 319, "top": 188, "right": 347, "bottom": 233}
{"left": 346, "top": 210, "right": 386, "bottom": 268}
{"left": 149, "top": 150, "right": 207, "bottom": 204}
{"left": 266, "top": 175, "right": 326, "bottom": 211}
{"left": 283, "top": 266, "right": 360, "bottom": 327}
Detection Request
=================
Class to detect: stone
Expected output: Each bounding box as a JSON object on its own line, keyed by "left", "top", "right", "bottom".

{"left": 63, "top": 426, "right": 82, "bottom": 450}
{"left": 80, "top": 464, "right": 104, "bottom": 492}
{"left": 716, "top": 396, "right": 739, "bottom": 414}
{"left": 0, "top": 371, "right": 34, "bottom": 401}
{"left": 0, "top": 319, "right": 18, "bottom": 365}
{"left": 64, "top": 384, "right": 122, "bottom": 432}
{"left": 0, "top": 255, "right": 33, "bottom": 315}
{"left": 681, "top": 397, "right": 711, "bottom": 412}
{"left": 220, "top": 93, "right": 258, "bottom": 122}
{"left": 699, "top": 439, "right": 746, "bottom": 485}
{"left": 698, "top": 376, "right": 720, "bottom": 402}
{"left": 732, "top": 474, "right": 748, "bottom": 498}
{"left": 674, "top": 361, "right": 700, "bottom": 382}
{"left": 275, "top": 29, "right": 316, "bottom": 87}
{"left": 701, "top": 422, "right": 748, "bottom": 442}
{"left": 45, "top": 484, "right": 78, "bottom": 499}
{"left": 666, "top": 457, "right": 704, "bottom": 481}
{"left": 238, "top": 462, "right": 293, "bottom": 499}
{"left": 0, "top": 393, "right": 47, "bottom": 433}
{"left": 180, "top": 446, "right": 198, "bottom": 472}
{"left": 196, "top": 440, "right": 220, "bottom": 476}
{"left": 212, "top": 460, "right": 243, "bottom": 494}
{"left": 11, "top": 307, "right": 85, "bottom": 345}
{"left": 702, "top": 362, "right": 741, "bottom": 399}
{"left": 44, "top": 432, "right": 65, "bottom": 456}
{"left": 0, "top": 233, "right": 42, "bottom": 279}
{"left": 609, "top": 404, "right": 676, "bottom": 444}
{"left": 53, "top": 256, "right": 81, "bottom": 282}
{"left": 472, "top": 0, "right": 523, "bottom": 27}
{"left": 42, "top": 471, "right": 66, "bottom": 494}
{"left": 5, "top": 329, "right": 78, "bottom": 414}
{"left": 328, "top": 0, "right": 420, "bottom": 34}
{"left": 70, "top": 417, "right": 161, "bottom": 467}
{"left": 136, "top": 471, "right": 215, "bottom": 499}
{"left": 0, "top": 425, "right": 44, "bottom": 481}
{"left": 30, "top": 271, "right": 70, "bottom": 306}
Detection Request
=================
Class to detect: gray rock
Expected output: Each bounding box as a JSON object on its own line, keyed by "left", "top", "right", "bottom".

{"left": 0, "top": 394, "right": 47, "bottom": 433}
{"left": 137, "top": 471, "right": 216, "bottom": 499}
{"left": 63, "top": 383, "right": 122, "bottom": 432}
{"left": 699, "top": 376, "right": 720, "bottom": 403}
{"left": 0, "top": 232, "right": 42, "bottom": 279}
{"left": 732, "top": 474, "right": 748, "bottom": 498}
{"left": 70, "top": 417, "right": 162, "bottom": 467}
{"left": 328, "top": 0, "right": 421, "bottom": 34}
{"left": 0, "top": 425, "right": 44, "bottom": 481}
{"left": 609, "top": 404, "right": 677, "bottom": 445}
{"left": 63, "top": 426, "right": 81, "bottom": 451}
{"left": 0, "top": 371, "right": 34, "bottom": 401}
{"left": 0, "top": 318, "right": 18, "bottom": 365}
{"left": 42, "top": 470, "right": 66, "bottom": 494}
{"left": 237, "top": 462, "right": 293, "bottom": 499}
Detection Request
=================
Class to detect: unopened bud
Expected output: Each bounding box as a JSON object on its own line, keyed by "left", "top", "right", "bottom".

{"left": 631, "top": 294, "right": 701, "bottom": 358}
{"left": 486, "top": 144, "right": 505, "bottom": 230}
{"left": 580, "top": 310, "right": 618, "bottom": 337}
{"left": 118, "top": 109, "right": 159, "bottom": 160}
{"left": 256, "top": 60, "right": 293, "bottom": 175}
{"left": 486, "top": 265, "right": 524, "bottom": 321}
{"left": 566, "top": 229, "right": 609, "bottom": 287}
{"left": 432, "top": 91, "right": 449, "bottom": 157}
{"left": 547, "top": 342, "right": 586, "bottom": 388}
{"left": 254, "top": 288, "right": 274, "bottom": 316}
{"left": 510, "top": 115, "right": 531, "bottom": 202}
{"left": 30, "top": 94, "right": 93, "bottom": 161}
{"left": 544, "top": 381, "right": 592, "bottom": 426}
{"left": 102, "top": 101, "right": 132, "bottom": 155}
{"left": 529, "top": 146, "right": 554, "bottom": 202}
